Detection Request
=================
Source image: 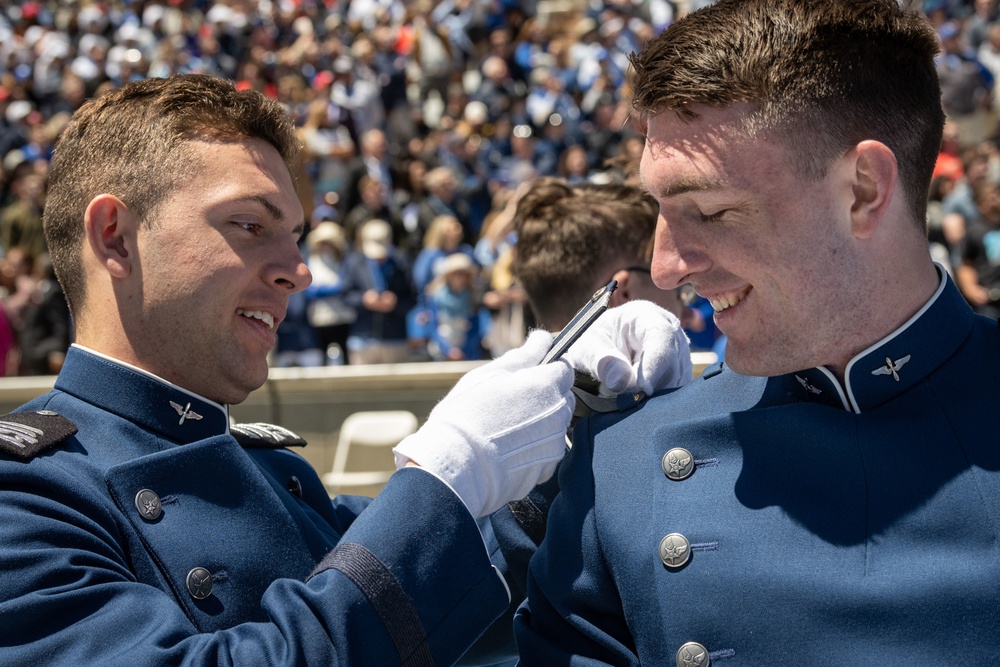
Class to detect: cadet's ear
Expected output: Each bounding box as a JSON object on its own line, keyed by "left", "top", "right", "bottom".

{"left": 609, "top": 269, "right": 632, "bottom": 306}
{"left": 83, "top": 194, "right": 135, "bottom": 278}
{"left": 849, "top": 140, "right": 898, "bottom": 240}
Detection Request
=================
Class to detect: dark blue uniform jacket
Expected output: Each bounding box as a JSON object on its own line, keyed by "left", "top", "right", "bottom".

{"left": 0, "top": 346, "right": 532, "bottom": 666}
{"left": 516, "top": 270, "right": 1000, "bottom": 665}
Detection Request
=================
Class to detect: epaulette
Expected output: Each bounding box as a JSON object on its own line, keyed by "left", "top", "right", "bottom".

{"left": 700, "top": 361, "right": 725, "bottom": 379}
{"left": 0, "top": 410, "right": 78, "bottom": 460}
{"left": 572, "top": 386, "right": 647, "bottom": 417}
{"left": 230, "top": 422, "right": 307, "bottom": 448}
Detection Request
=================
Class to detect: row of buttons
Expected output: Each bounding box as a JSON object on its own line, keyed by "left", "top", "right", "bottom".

{"left": 133, "top": 475, "right": 304, "bottom": 602}
{"left": 134, "top": 489, "right": 214, "bottom": 599}
{"left": 659, "top": 449, "right": 712, "bottom": 666}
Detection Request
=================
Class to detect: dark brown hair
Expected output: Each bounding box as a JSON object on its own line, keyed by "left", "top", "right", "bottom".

{"left": 513, "top": 177, "right": 658, "bottom": 328}
{"left": 44, "top": 74, "right": 300, "bottom": 316}
{"left": 630, "top": 0, "right": 944, "bottom": 225}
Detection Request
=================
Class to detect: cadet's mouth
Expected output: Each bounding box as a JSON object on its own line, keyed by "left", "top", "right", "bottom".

{"left": 236, "top": 309, "right": 275, "bottom": 330}
{"left": 708, "top": 286, "right": 751, "bottom": 313}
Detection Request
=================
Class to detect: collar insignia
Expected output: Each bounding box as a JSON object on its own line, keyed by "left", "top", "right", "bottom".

{"left": 170, "top": 401, "right": 203, "bottom": 425}
{"left": 795, "top": 375, "right": 822, "bottom": 395}
{"left": 871, "top": 355, "right": 911, "bottom": 382}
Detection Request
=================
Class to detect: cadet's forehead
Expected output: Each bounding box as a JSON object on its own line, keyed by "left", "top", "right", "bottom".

{"left": 639, "top": 110, "right": 789, "bottom": 201}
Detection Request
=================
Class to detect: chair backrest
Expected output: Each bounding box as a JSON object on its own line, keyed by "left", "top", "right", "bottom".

{"left": 323, "top": 410, "right": 419, "bottom": 493}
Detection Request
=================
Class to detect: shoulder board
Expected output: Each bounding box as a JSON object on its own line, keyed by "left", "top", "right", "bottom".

{"left": 230, "top": 422, "right": 307, "bottom": 449}
{"left": 572, "top": 386, "right": 647, "bottom": 416}
{"left": 0, "top": 411, "right": 78, "bottom": 460}
{"left": 700, "top": 361, "right": 725, "bottom": 379}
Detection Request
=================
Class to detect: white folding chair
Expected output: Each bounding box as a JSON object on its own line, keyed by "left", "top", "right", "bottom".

{"left": 322, "top": 410, "right": 419, "bottom": 493}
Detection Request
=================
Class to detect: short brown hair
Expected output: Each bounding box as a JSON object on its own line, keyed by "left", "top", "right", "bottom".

{"left": 44, "top": 74, "right": 300, "bottom": 316}
{"left": 513, "top": 177, "right": 657, "bottom": 328}
{"left": 630, "top": 0, "right": 944, "bottom": 225}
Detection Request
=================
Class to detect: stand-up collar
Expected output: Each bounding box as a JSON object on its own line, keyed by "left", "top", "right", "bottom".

{"left": 782, "top": 266, "right": 976, "bottom": 414}
{"left": 55, "top": 346, "right": 231, "bottom": 443}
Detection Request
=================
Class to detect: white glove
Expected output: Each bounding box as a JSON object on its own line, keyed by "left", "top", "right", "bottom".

{"left": 393, "top": 330, "right": 575, "bottom": 517}
{"left": 563, "top": 300, "right": 692, "bottom": 395}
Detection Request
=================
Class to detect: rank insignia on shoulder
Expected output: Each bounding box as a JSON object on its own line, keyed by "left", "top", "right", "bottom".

{"left": 0, "top": 411, "right": 78, "bottom": 460}
{"left": 230, "top": 422, "right": 306, "bottom": 448}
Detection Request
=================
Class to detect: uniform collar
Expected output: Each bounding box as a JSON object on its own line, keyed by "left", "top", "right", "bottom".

{"left": 55, "top": 345, "right": 231, "bottom": 443}
{"left": 783, "top": 265, "right": 975, "bottom": 414}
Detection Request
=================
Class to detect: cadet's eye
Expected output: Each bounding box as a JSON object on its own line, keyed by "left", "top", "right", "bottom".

{"left": 238, "top": 221, "right": 263, "bottom": 235}
{"left": 698, "top": 209, "right": 727, "bottom": 223}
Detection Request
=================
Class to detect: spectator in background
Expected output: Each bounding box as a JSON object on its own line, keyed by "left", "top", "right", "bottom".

{"left": 416, "top": 166, "right": 472, "bottom": 245}
{"left": 967, "top": 0, "right": 999, "bottom": 50}
{"left": 412, "top": 214, "right": 476, "bottom": 295}
{"left": 343, "top": 218, "right": 416, "bottom": 364}
{"left": 16, "top": 252, "right": 69, "bottom": 375}
{"left": 425, "top": 252, "right": 489, "bottom": 361}
{"left": 557, "top": 143, "right": 591, "bottom": 184}
{"left": 304, "top": 221, "right": 356, "bottom": 365}
{"left": 937, "top": 20, "right": 995, "bottom": 145}
{"left": 957, "top": 178, "right": 1000, "bottom": 316}
{"left": 342, "top": 174, "right": 405, "bottom": 250}
{"left": 0, "top": 165, "right": 46, "bottom": 259}
{"left": 339, "top": 127, "right": 394, "bottom": 217}
{"left": 933, "top": 119, "right": 965, "bottom": 182}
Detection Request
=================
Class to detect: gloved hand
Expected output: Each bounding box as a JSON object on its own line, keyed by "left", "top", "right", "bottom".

{"left": 563, "top": 300, "right": 692, "bottom": 395}
{"left": 393, "top": 330, "right": 575, "bottom": 517}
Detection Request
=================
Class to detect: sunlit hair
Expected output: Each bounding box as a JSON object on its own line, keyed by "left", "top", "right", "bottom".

{"left": 513, "top": 177, "right": 657, "bottom": 328}
{"left": 44, "top": 74, "right": 300, "bottom": 317}
{"left": 630, "top": 0, "right": 944, "bottom": 226}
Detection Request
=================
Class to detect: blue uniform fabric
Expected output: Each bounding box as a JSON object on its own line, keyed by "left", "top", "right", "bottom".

{"left": 515, "top": 270, "right": 1000, "bottom": 665}
{"left": 0, "top": 346, "right": 519, "bottom": 666}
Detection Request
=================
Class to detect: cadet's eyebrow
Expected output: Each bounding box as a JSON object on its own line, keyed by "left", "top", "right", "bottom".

{"left": 246, "top": 195, "right": 284, "bottom": 221}
{"left": 646, "top": 176, "right": 728, "bottom": 201}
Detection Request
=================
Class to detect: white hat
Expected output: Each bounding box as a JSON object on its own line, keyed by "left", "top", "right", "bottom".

{"left": 306, "top": 221, "right": 347, "bottom": 253}
{"left": 435, "top": 253, "right": 476, "bottom": 277}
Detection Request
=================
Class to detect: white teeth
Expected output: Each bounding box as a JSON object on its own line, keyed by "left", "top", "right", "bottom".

{"left": 708, "top": 288, "right": 750, "bottom": 313}
{"left": 237, "top": 309, "right": 275, "bottom": 330}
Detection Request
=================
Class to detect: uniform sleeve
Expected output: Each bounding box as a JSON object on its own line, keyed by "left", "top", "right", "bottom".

{"left": 0, "top": 459, "right": 509, "bottom": 667}
{"left": 513, "top": 417, "right": 640, "bottom": 666}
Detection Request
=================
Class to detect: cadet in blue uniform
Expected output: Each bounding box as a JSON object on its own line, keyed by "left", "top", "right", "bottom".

{"left": 0, "top": 74, "right": 582, "bottom": 666}
{"left": 515, "top": 1, "right": 1000, "bottom": 664}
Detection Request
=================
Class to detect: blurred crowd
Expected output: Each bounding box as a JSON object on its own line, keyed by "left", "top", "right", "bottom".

{"left": 1, "top": 0, "right": 1000, "bottom": 374}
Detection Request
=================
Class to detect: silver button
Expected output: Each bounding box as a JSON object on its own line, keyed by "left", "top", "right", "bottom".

{"left": 186, "top": 567, "right": 213, "bottom": 600}
{"left": 288, "top": 476, "right": 303, "bottom": 497}
{"left": 659, "top": 533, "right": 691, "bottom": 569}
{"left": 662, "top": 448, "right": 695, "bottom": 481}
{"left": 676, "top": 641, "right": 710, "bottom": 666}
{"left": 134, "top": 489, "right": 162, "bottom": 521}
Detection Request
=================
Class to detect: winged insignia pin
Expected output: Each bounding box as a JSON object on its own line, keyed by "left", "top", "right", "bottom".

{"left": 795, "top": 375, "right": 822, "bottom": 394}
{"left": 170, "top": 401, "right": 203, "bottom": 425}
{"left": 871, "top": 355, "right": 911, "bottom": 382}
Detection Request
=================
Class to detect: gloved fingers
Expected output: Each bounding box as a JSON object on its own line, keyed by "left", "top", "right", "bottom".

{"left": 486, "top": 328, "right": 556, "bottom": 372}
{"left": 632, "top": 331, "right": 693, "bottom": 394}
{"left": 444, "top": 329, "right": 556, "bottom": 398}
{"left": 624, "top": 305, "right": 692, "bottom": 393}
{"left": 483, "top": 456, "right": 563, "bottom": 516}
{"left": 567, "top": 300, "right": 695, "bottom": 394}
{"left": 497, "top": 353, "right": 576, "bottom": 400}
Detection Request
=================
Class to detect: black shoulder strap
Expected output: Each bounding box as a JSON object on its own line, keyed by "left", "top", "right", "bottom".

{"left": 230, "top": 422, "right": 307, "bottom": 449}
{"left": 0, "top": 411, "right": 78, "bottom": 460}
